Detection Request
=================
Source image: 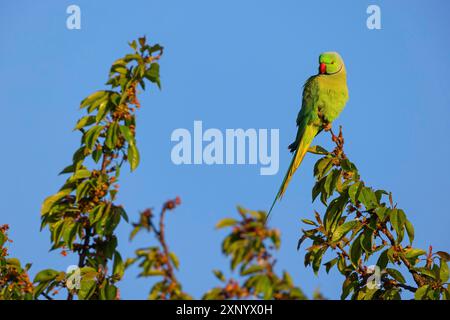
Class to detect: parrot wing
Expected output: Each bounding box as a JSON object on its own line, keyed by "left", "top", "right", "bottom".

{"left": 267, "top": 76, "right": 321, "bottom": 219}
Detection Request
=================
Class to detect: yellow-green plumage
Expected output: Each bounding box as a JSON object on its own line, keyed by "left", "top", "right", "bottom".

{"left": 268, "top": 52, "right": 349, "bottom": 218}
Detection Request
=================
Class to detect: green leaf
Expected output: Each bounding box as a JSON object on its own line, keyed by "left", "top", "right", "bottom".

{"left": 363, "top": 287, "right": 379, "bottom": 300}
{"left": 119, "top": 125, "right": 135, "bottom": 145}
{"left": 33, "top": 281, "right": 50, "bottom": 299}
{"left": 92, "top": 148, "right": 102, "bottom": 163}
{"left": 41, "top": 188, "right": 72, "bottom": 216}
{"left": 360, "top": 229, "right": 373, "bottom": 255}
{"left": 105, "top": 122, "right": 119, "bottom": 149}
{"left": 313, "top": 157, "right": 333, "bottom": 180}
{"left": 112, "top": 65, "right": 128, "bottom": 75}
{"left": 128, "top": 143, "right": 140, "bottom": 171}
{"left": 301, "top": 219, "right": 317, "bottom": 226}
{"left": 241, "top": 265, "right": 264, "bottom": 276}
{"left": 282, "top": 271, "right": 294, "bottom": 286}
{"left": 148, "top": 43, "right": 163, "bottom": 55}
{"left": 414, "top": 285, "right": 430, "bottom": 300}
{"left": 340, "top": 159, "right": 356, "bottom": 172}
{"left": 169, "top": 252, "right": 180, "bottom": 270}
{"left": 213, "top": 270, "right": 226, "bottom": 282}
{"left": 444, "top": 287, "right": 450, "bottom": 300}
{"left": 312, "top": 248, "right": 325, "bottom": 275}
{"left": 358, "top": 187, "right": 378, "bottom": 210}
{"left": 96, "top": 100, "right": 109, "bottom": 123}
{"left": 405, "top": 219, "right": 414, "bottom": 245}
{"left": 89, "top": 204, "right": 105, "bottom": 225}
{"left": 113, "top": 251, "right": 125, "bottom": 280}
{"left": 0, "top": 232, "right": 5, "bottom": 247}
{"left": 254, "top": 275, "right": 272, "bottom": 299}
{"left": 141, "top": 269, "right": 165, "bottom": 277}
{"left": 216, "top": 218, "right": 238, "bottom": 229}
{"left": 436, "top": 251, "right": 450, "bottom": 262}
{"left": 390, "top": 209, "right": 406, "bottom": 243}
{"left": 59, "top": 164, "right": 76, "bottom": 175}
{"left": 71, "top": 169, "right": 91, "bottom": 181}
{"left": 50, "top": 219, "right": 65, "bottom": 246}
{"left": 377, "top": 249, "right": 389, "bottom": 270}
{"left": 138, "top": 36, "right": 146, "bottom": 47}
{"left": 80, "top": 267, "right": 97, "bottom": 279}
{"left": 350, "top": 233, "right": 363, "bottom": 267}
{"left": 72, "top": 146, "right": 87, "bottom": 164}
{"left": 337, "top": 255, "right": 347, "bottom": 274}
{"left": 374, "top": 189, "right": 388, "bottom": 202}
{"left": 84, "top": 125, "right": 103, "bottom": 151}
{"left": 331, "top": 220, "right": 359, "bottom": 242}
{"left": 324, "top": 169, "right": 340, "bottom": 196}
{"left": 383, "top": 288, "right": 401, "bottom": 300}
{"left": 312, "top": 177, "right": 325, "bottom": 202}
{"left": 102, "top": 208, "right": 121, "bottom": 235}
{"left": 134, "top": 64, "right": 145, "bottom": 78}
{"left": 33, "top": 269, "right": 59, "bottom": 283}
{"left": 324, "top": 257, "right": 339, "bottom": 273}
{"left": 111, "top": 58, "right": 126, "bottom": 68}
{"left": 62, "top": 219, "right": 78, "bottom": 249}
{"left": 78, "top": 279, "right": 96, "bottom": 300}
{"left": 144, "top": 63, "right": 161, "bottom": 88}
{"left": 6, "top": 258, "right": 21, "bottom": 267}
{"left": 374, "top": 207, "right": 388, "bottom": 221}
{"left": 88, "top": 95, "right": 107, "bottom": 113}
{"left": 404, "top": 248, "right": 426, "bottom": 260}
{"left": 308, "top": 145, "right": 329, "bottom": 155}
{"left": 440, "top": 259, "right": 449, "bottom": 283}
{"left": 341, "top": 275, "right": 357, "bottom": 300}
{"left": 415, "top": 267, "right": 437, "bottom": 279}
{"left": 129, "top": 226, "right": 141, "bottom": 241}
{"left": 75, "top": 116, "right": 96, "bottom": 130}
{"left": 386, "top": 268, "right": 406, "bottom": 284}
{"left": 103, "top": 283, "right": 117, "bottom": 300}
{"left": 104, "top": 235, "right": 118, "bottom": 259}
{"left": 114, "top": 206, "right": 129, "bottom": 223}
{"left": 128, "top": 40, "right": 138, "bottom": 51}
{"left": 323, "top": 195, "right": 347, "bottom": 232}
{"left": 124, "top": 53, "right": 141, "bottom": 63}
{"left": 348, "top": 182, "right": 362, "bottom": 204}
{"left": 80, "top": 91, "right": 108, "bottom": 109}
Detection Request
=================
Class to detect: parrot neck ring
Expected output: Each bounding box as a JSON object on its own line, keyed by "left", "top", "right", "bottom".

{"left": 320, "top": 63, "right": 343, "bottom": 75}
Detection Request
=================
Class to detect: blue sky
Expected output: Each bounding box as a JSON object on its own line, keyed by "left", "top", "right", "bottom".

{"left": 0, "top": 0, "right": 449, "bottom": 299}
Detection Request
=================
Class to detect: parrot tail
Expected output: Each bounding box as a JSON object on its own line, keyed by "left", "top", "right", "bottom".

{"left": 266, "top": 124, "right": 317, "bottom": 222}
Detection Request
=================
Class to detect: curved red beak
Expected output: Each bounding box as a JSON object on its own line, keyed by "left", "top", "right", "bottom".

{"left": 319, "top": 63, "right": 326, "bottom": 74}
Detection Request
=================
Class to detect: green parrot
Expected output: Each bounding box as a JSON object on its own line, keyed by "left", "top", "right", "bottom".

{"left": 268, "top": 52, "right": 349, "bottom": 217}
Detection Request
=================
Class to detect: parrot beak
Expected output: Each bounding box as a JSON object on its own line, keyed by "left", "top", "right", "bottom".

{"left": 319, "top": 63, "right": 326, "bottom": 74}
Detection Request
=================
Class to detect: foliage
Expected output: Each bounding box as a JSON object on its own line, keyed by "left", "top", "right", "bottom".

{"left": 299, "top": 127, "right": 450, "bottom": 300}
{"left": 0, "top": 225, "right": 33, "bottom": 300}
{"left": 126, "top": 203, "right": 306, "bottom": 300}
{"left": 35, "top": 37, "right": 163, "bottom": 300}
{"left": 0, "top": 37, "right": 447, "bottom": 301}
{"left": 126, "top": 197, "right": 192, "bottom": 300}
{"left": 203, "top": 207, "right": 306, "bottom": 300}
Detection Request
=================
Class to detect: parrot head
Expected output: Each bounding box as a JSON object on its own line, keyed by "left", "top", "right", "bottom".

{"left": 318, "top": 52, "right": 345, "bottom": 75}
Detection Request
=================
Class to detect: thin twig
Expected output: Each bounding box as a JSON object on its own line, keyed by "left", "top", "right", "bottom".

{"left": 41, "top": 292, "right": 54, "bottom": 300}
{"left": 381, "top": 225, "right": 426, "bottom": 287}
{"left": 157, "top": 206, "right": 177, "bottom": 284}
